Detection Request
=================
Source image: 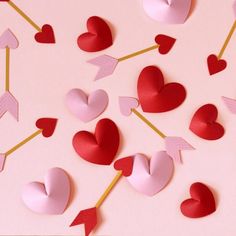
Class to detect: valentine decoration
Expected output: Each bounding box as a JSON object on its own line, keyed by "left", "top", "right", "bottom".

{"left": 22, "top": 167, "right": 71, "bottom": 214}
{"left": 0, "top": 29, "right": 19, "bottom": 120}
{"left": 0, "top": 118, "right": 58, "bottom": 172}
{"left": 189, "top": 104, "right": 225, "bottom": 140}
{"left": 77, "top": 16, "right": 113, "bottom": 52}
{"left": 66, "top": 89, "right": 108, "bottom": 122}
{"left": 1, "top": 1, "right": 55, "bottom": 43}
{"left": 180, "top": 182, "right": 216, "bottom": 218}
{"left": 88, "top": 34, "right": 176, "bottom": 80}
{"left": 143, "top": 0, "right": 192, "bottom": 24}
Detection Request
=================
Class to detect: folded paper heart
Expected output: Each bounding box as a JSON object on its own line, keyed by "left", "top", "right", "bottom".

{"left": 66, "top": 89, "right": 108, "bottom": 122}
{"left": 77, "top": 16, "right": 113, "bottom": 52}
{"left": 155, "top": 35, "right": 176, "bottom": 54}
{"left": 0, "top": 29, "right": 19, "bottom": 49}
{"left": 189, "top": 104, "right": 225, "bottom": 140}
{"left": 73, "top": 118, "right": 120, "bottom": 165}
{"left": 207, "top": 54, "right": 227, "bottom": 75}
{"left": 36, "top": 118, "right": 58, "bottom": 137}
{"left": 124, "top": 152, "right": 174, "bottom": 196}
{"left": 143, "top": 0, "right": 192, "bottom": 24}
{"left": 138, "top": 65, "right": 186, "bottom": 112}
{"left": 180, "top": 182, "right": 216, "bottom": 218}
{"left": 21, "top": 168, "right": 71, "bottom": 215}
{"left": 34, "top": 24, "right": 55, "bottom": 44}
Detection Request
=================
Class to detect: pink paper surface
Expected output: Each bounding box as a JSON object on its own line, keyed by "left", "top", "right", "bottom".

{"left": 1, "top": 1, "right": 236, "bottom": 236}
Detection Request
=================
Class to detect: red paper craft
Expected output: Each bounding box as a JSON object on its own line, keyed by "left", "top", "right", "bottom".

{"left": 0, "top": 0, "right": 9, "bottom": 1}
{"left": 155, "top": 34, "right": 176, "bottom": 55}
{"left": 207, "top": 54, "right": 227, "bottom": 75}
{"left": 72, "top": 118, "right": 120, "bottom": 165}
{"left": 138, "top": 65, "right": 186, "bottom": 113}
{"left": 77, "top": 16, "right": 113, "bottom": 52}
{"left": 34, "top": 24, "right": 55, "bottom": 44}
{"left": 114, "top": 157, "right": 134, "bottom": 177}
{"left": 189, "top": 104, "right": 224, "bottom": 140}
{"left": 180, "top": 182, "right": 216, "bottom": 218}
{"left": 70, "top": 207, "right": 97, "bottom": 236}
{"left": 36, "top": 118, "right": 58, "bottom": 137}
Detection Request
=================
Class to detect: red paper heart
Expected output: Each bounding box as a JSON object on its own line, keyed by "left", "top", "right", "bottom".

{"left": 77, "top": 16, "right": 113, "bottom": 52}
{"left": 114, "top": 157, "right": 134, "bottom": 177}
{"left": 36, "top": 118, "right": 58, "bottom": 138}
{"left": 34, "top": 24, "right": 55, "bottom": 44}
{"left": 0, "top": 0, "right": 9, "bottom": 1}
{"left": 155, "top": 34, "right": 176, "bottom": 55}
{"left": 207, "top": 54, "right": 227, "bottom": 75}
{"left": 73, "top": 118, "right": 120, "bottom": 165}
{"left": 189, "top": 104, "right": 224, "bottom": 140}
{"left": 180, "top": 182, "right": 216, "bottom": 218}
{"left": 137, "top": 65, "right": 186, "bottom": 113}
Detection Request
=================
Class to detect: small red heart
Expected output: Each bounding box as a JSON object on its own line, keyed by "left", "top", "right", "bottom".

{"left": 137, "top": 65, "right": 186, "bottom": 113}
{"left": 77, "top": 16, "right": 113, "bottom": 52}
{"left": 155, "top": 34, "right": 176, "bottom": 55}
{"left": 180, "top": 182, "right": 216, "bottom": 218}
{"left": 189, "top": 104, "right": 224, "bottom": 140}
{"left": 0, "top": 0, "right": 10, "bottom": 1}
{"left": 114, "top": 157, "right": 134, "bottom": 177}
{"left": 207, "top": 54, "right": 227, "bottom": 75}
{"left": 34, "top": 24, "right": 55, "bottom": 44}
{"left": 36, "top": 118, "right": 58, "bottom": 138}
{"left": 73, "top": 118, "right": 120, "bottom": 165}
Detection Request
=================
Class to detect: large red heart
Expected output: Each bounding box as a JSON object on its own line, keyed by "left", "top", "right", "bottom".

{"left": 155, "top": 34, "right": 176, "bottom": 55}
{"left": 72, "top": 118, "right": 120, "bottom": 165}
{"left": 34, "top": 24, "right": 55, "bottom": 44}
{"left": 189, "top": 104, "right": 224, "bottom": 140}
{"left": 180, "top": 182, "right": 216, "bottom": 218}
{"left": 36, "top": 118, "right": 58, "bottom": 138}
{"left": 77, "top": 16, "right": 113, "bottom": 52}
{"left": 207, "top": 54, "right": 227, "bottom": 75}
{"left": 137, "top": 65, "right": 186, "bottom": 113}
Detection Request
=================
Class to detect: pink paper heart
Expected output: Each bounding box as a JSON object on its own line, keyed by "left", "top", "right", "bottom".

{"left": 143, "top": 0, "right": 192, "bottom": 24}
{"left": 66, "top": 89, "right": 108, "bottom": 122}
{"left": 22, "top": 168, "right": 71, "bottom": 215}
{"left": 127, "top": 151, "right": 174, "bottom": 196}
{"left": 119, "top": 97, "right": 139, "bottom": 116}
{"left": 0, "top": 29, "right": 19, "bottom": 49}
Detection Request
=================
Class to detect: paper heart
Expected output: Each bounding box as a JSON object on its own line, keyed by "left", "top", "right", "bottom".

{"left": 189, "top": 104, "right": 225, "bottom": 140}
{"left": 138, "top": 65, "right": 186, "bottom": 113}
{"left": 126, "top": 152, "right": 174, "bottom": 196}
{"left": 119, "top": 97, "right": 139, "bottom": 116}
{"left": 0, "top": 29, "right": 19, "bottom": 49}
{"left": 0, "top": 0, "right": 9, "bottom": 2}
{"left": 143, "top": 0, "right": 192, "bottom": 24}
{"left": 34, "top": 24, "right": 55, "bottom": 44}
{"left": 73, "top": 118, "right": 120, "bottom": 165}
{"left": 22, "top": 168, "right": 71, "bottom": 215}
{"left": 36, "top": 118, "right": 58, "bottom": 137}
{"left": 155, "top": 34, "right": 176, "bottom": 54}
{"left": 207, "top": 54, "right": 227, "bottom": 75}
{"left": 66, "top": 89, "right": 108, "bottom": 122}
{"left": 77, "top": 16, "right": 113, "bottom": 52}
{"left": 114, "top": 157, "right": 134, "bottom": 177}
{"left": 180, "top": 182, "right": 216, "bottom": 218}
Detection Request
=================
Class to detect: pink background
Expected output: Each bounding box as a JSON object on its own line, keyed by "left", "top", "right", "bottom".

{"left": 1, "top": 0, "right": 236, "bottom": 235}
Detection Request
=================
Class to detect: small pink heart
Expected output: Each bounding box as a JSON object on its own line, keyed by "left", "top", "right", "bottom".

{"left": 22, "top": 168, "right": 71, "bottom": 215}
{"left": 66, "top": 89, "right": 108, "bottom": 122}
{"left": 0, "top": 29, "right": 19, "bottom": 49}
{"left": 119, "top": 97, "right": 139, "bottom": 116}
{"left": 143, "top": 0, "right": 192, "bottom": 24}
{"left": 127, "top": 151, "right": 174, "bottom": 196}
